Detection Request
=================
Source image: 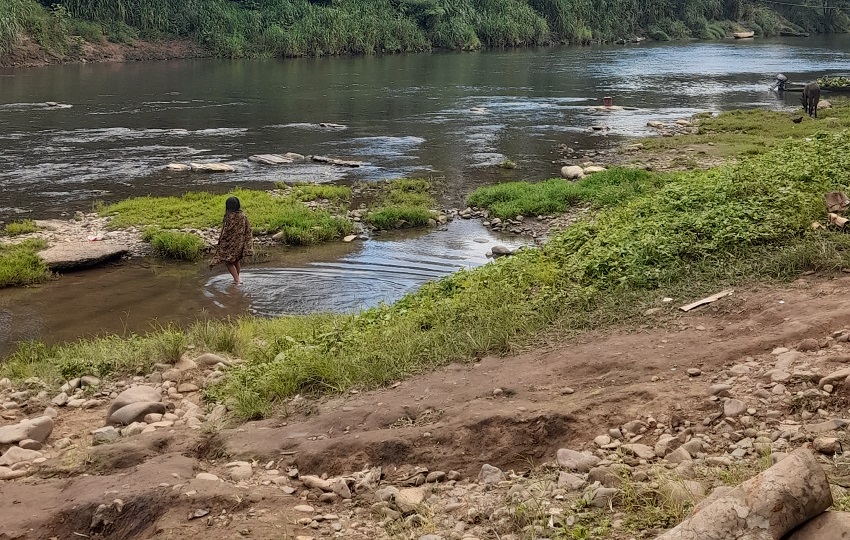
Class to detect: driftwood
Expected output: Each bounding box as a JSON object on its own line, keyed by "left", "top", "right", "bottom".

{"left": 679, "top": 289, "right": 733, "bottom": 312}
{"left": 654, "top": 448, "right": 832, "bottom": 540}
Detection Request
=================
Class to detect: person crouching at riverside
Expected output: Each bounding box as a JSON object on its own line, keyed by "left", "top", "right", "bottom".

{"left": 210, "top": 196, "right": 253, "bottom": 284}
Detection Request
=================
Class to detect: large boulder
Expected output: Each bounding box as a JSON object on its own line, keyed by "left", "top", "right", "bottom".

{"left": 787, "top": 511, "right": 850, "bottom": 539}
{"left": 560, "top": 165, "right": 585, "bottom": 180}
{"left": 106, "top": 386, "right": 162, "bottom": 419}
{"left": 0, "top": 416, "right": 54, "bottom": 445}
{"left": 107, "top": 402, "right": 167, "bottom": 426}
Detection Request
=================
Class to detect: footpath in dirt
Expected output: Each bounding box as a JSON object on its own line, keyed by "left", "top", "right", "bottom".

{"left": 4, "top": 273, "right": 850, "bottom": 539}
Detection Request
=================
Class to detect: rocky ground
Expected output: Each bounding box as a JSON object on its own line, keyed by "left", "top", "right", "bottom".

{"left": 5, "top": 274, "right": 850, "bottom": 539}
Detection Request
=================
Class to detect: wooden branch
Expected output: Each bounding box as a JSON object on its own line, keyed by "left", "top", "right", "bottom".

{"left": 679, "top": 290, "right": 733, "bottom": 312}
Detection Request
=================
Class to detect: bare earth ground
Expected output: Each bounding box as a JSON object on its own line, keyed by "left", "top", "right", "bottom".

{"left": 0, "top": 37, "right": 207, "bottom": 68}
{"left": 3, "top": 271, "right": 850, "bottom": 539}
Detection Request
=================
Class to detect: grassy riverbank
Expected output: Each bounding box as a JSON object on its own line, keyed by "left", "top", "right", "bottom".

{"left": 365, "top": 179, "right": 439, "bottom": 230}
{"left": 103, "top": 187, "right": 354, "bottom": 246}
{"left": 2, "top": 0, "right": 844, "bottom": 63}
{"left": 4, "top": 108, "right": 850, "bottom": 418}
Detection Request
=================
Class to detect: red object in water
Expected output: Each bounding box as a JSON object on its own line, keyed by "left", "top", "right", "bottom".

{"left": 602, "top": 96, "right": 613, "bottom": 107}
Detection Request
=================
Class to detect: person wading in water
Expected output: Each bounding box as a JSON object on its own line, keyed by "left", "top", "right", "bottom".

{"left": 210, "top": 196, "right": 253, "bottom": 284}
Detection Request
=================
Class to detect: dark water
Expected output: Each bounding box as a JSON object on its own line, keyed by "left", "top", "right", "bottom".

{"left": 1, "top": 37, "right": 850, "bottom": 351}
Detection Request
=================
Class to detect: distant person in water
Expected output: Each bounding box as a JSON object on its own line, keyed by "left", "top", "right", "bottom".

{"left": 211, "top": 196, "right": 253, "bottom": 284}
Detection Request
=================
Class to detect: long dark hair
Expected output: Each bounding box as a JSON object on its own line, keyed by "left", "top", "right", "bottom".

{"left": 225, "top": 196, "right": 241, "bottom": 214}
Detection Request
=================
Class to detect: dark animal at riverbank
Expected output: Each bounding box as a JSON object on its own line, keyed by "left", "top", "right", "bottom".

{"left": 801, "top": 82, "right": 821, "bottom": 118}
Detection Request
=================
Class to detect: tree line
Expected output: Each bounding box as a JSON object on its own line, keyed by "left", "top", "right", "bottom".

{"left": 2, "top": 0, "right": 849, "bottom": 59}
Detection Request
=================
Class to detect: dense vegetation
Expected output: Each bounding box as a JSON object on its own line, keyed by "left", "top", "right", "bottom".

{"left": 2, "top": 0, "right": 848, "bottom": 60}
{"left": 365, "top": 178, "right": 438, "bottom": 230}
{"left": 5, "top": 109, "right": 850, "bottom": 419}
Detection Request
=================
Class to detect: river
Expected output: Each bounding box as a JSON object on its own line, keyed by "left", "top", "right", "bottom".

{"left": 1, "top": 36, "right": 849, "bottom": 353}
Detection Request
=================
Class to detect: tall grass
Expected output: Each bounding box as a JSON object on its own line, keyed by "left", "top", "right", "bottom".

{"left": 365, "top": 178, "right": 438, "bottom": 230}
{"left": 142, "top": 229, "right": 205, "bottom": 261}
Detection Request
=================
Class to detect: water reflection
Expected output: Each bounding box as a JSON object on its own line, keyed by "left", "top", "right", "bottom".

{"left": 204, "top": 219, "right": 528, "bottom": 316}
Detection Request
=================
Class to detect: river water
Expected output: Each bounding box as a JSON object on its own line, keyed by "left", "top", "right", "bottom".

{"left": 1, "top": 37, "right": 849, "bottom": 352}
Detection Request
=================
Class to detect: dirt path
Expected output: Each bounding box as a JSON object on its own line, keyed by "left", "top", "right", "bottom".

{"left": 3, "top": 273, "right": 850, "bottom": 539}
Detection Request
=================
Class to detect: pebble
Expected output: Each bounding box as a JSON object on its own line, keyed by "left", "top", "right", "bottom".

{"left": 687, "top": 368, "right": 702, "bottom": 377}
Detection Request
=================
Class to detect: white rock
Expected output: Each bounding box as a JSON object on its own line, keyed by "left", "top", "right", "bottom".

{"left": 0, "top": 446, "right": 43, "bottom": 466}
{"left": 0, "top": 416, "right": 54, "bottom": 445}
{"left": 560, "top": 165, "right": 585, "bottom": 180}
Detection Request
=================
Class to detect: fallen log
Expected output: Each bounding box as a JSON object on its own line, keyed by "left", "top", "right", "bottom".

{"left": 654, "top": 448, "right": 832, "bottom": 540}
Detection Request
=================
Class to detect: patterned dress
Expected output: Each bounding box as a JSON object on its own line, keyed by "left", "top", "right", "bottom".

{"left": 211, "top": 210, "right": 254, "bottom": 266}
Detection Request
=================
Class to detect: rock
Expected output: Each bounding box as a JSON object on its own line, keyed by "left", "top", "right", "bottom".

{"left": 330, "top": 478, "right": 352, "bottom": 499}
{"left": 687, "top": 368, "right": 702, "bottom": 377}
{"left": 583, "top": 165, "right": 606, "bottom": 174}
{"left": 709, "top": 384, "right": 732, "bottom": 396}
{"left": 395, "top": 487, "right": 425, "bottom": 513}
{"left": 594, "top": 435, "right": 612, "bottom": 447}
{"left": 655, "top": 435, "right": 682, "bottom": 457}
{"left": 195, "top": 472, "right": 221, "bottom": 481}
{"left": 80, "top": 375, "right": 100, "bottom": 387}
{"left": 39, "top": 242, "right": 129, "bottom": 271}
{"left": 661, "top": 479, "right": 706, "bottom": 506}
{"left": 106, "top": 386, "right": 162, "bottom": 419}
{"left": 588, "top": 465, "right": 627, "bottom": 488}
{"left": 490, "top": 245, "right": 513, "bottom": 258}
{"left": 478, "top": 464, "right": 505, "bottom": 484}
{"left": 817, "top": 100, "right": 832, "bottom": 110}
{"left": 419, "top": 535, "right": 445, "bottom": 540}
{"left": 0, "top": 416, "right": 54, "bottom": 445}
{"left": 557, "top": 448, "right": 600, "bottom": 472}
{"left": 248, "top": 154, "right": 294, "bottom": 165}
{"left": 590, "top": 487, "right": 620, "bottom": 508}
{"left": 226, "top": 461, "right": 253, "bottom": 481}
{"left": 0, "top": 466, "right": 28, "bottom": 480}
{"left": 813, "top": 437, "right": 840, "bottom": 455}
{"left": 819, "top": 368, "right": 850, "bottom": 389}
{"left": 724, "top": 399, "right": 747, "bottom": 418}
{"left": 647, "top": 120, "right": 666, "bottom": 129}
{"left": 665, "top": 446, "right": 693, "bottom": 464}
{"left": 195, "top": 353, "right": 229, "bottom": 368}
{"left": 301, "top": 475, "right": 332, "bottom": 491}
{"left": 174, "top": 356, "right": 197, "bottom": 371}
{"left": 177, "top": 383, "right": 199, "bottom": 393}
{"left": 803, "top": 419, "right": 849, "bottom": 434}
{"left": 558, "top": 471, "right": 585, "bottom": 490}
{"left": 189, "top": 163, "right": 235, "bottom": 173}
{"left": 144, "top": 413, "right": 163, "bottom": 423}
{"left": 166, "top": 163, "right": 191, "bottom": 171}
{"left": 51, "top": 392, "right": 69, "bottom": 406}
{"left": 18, "top": 439, "right": 42, "bottom": 451}
{"left": 92, "top": 426, "right": 120, "bottom": 445}
{"left": 107, "top": 402, "right": 167, "bottom": 426}
{"left": 798, "top": 339, "right": 820, "bottom": 352}
{"left": 0, "top": 446, "right": 43, "bottom": 466}
{"left": 120, "top": 422, "right": 146, "bottom": 437}
{"left": 729, "top": 364, "right": 751, "bottom": 375}
{"left": 622, "top": 443, "right": 656, "bottom": 460}
{"left": 426, "top": 471, "right": 446, "bottom": 483}
{"left": 294, "top": 505, "right": 315, "bottom": 513}
{"left": 343, "top": 235, "right": 357, "bottom": 242}
{"left": 560, "top": 165, "right": 585, "bottom": 180}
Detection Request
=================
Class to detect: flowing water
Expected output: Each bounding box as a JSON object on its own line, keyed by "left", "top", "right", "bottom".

{"left": 1, "top": 36, "right": 849, "bottom": 351}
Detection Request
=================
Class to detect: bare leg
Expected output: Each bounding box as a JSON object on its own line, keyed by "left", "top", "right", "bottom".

{"left": 225, "top": 263, "right": 240, "bottom": 284}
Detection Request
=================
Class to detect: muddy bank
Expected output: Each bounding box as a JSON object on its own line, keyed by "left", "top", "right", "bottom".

{"left": 0, "top": 36, "right": 208, "bottom": 69}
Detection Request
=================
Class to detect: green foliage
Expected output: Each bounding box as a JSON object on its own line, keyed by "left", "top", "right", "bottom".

{"left": 498, "top": 159, "right": 517, "bottom": 170}
{"left": 819, "top": 76, "right": 850, "bottom": 89}
{"left": 0, "top": 239, "right": 49, "bottom": 289}
{"left": 468, "top": 169, "right": 663, "bottom": 219}
{"left": 283, "top": 183, "right": 352, "bottom": 203}
{"left": 102, "top": 188, "right": 353, "bottom": 245}
{"left": 365, "top": 178, "right": 438, "bottom": 229}
{"left": 3, "top": 220, "right": 39, "bottom": 236}
{"left": 142, "top": 229, "right": 205, "bottom": 261}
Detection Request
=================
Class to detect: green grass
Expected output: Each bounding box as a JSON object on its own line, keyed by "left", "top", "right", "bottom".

{"left": 641, "top": 102, "right": 850, "bottom": 159}
{"left": 467, "top": 168, "right": 664, "bottom": 219}
{"left": 0, "top": 239, "right": 49, "bottom": 289}
{"left": 6, "top": 127, "right": 850, "bottom": 419}
{"left": 3, "top": 219, "right": 39, "bottom": 237}
{"left": 284, "top": 183, "right": 352, "bottom": 203}
{"left": 366, "top": 178, "right": 438, "bottom": 230}
{"left": 102, "top": 188, "right": 354, "bottom": 246}
{"left": 142, "top": 229, "right": 205, "bottom": 261}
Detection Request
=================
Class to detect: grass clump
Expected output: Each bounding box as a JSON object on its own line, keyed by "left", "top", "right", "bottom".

{"left": 366, "top": 178, "right": 438, "bottom": 230}
{"left": 142, "top": 228, "right": 205, "bottom": 261}
{"left": 468, "top": 168, "right": 663, "bottom": 219}
{"left": 286, "top": 183, "right": 352, "bottom": 203}
{"left": 497, "top": 159, "right": 517, "bottom": 169}
{"left": 102, "top": 188, "right": 353, "bottom": 246}
{"left": 0, "top": 239, "right": 49, "bottom": 289}
{"left": 3, "top": 219, "right": 39, "bottom": 236}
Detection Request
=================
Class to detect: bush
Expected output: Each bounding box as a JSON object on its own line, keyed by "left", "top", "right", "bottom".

{"left": 142, "top": 229, "right": 205, "bottom": 261}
